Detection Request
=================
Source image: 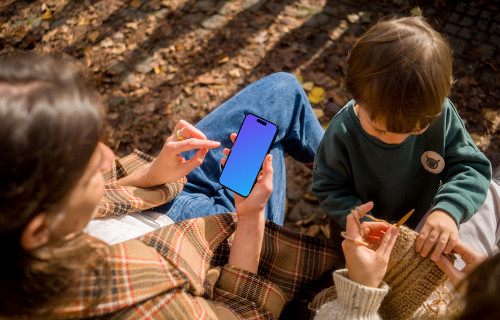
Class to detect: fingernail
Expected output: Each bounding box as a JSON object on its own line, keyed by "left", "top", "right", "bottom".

{"left": 391, "top": 227, "right": 398, "bottom": 236}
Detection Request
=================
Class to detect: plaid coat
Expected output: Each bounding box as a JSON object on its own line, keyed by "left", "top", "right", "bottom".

{"left": 53, "top": 150, "right": 343, "bottom": 319}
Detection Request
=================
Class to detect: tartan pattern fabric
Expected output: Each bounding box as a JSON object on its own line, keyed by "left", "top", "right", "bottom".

{"left": 51, "top": 149, "right": 343, "bottom": 319}
{"left": 53, "top": 214, "right": 343, "bottom": 319}
{"left": 97, "top": 149, "right": 186, "bottom": 217}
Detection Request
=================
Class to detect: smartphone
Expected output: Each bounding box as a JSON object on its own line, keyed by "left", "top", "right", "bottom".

{"left": 219, "top": 113, "right": 279, "bottom": 197}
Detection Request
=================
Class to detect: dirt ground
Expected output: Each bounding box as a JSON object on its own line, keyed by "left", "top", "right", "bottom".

{"left": 1, "top": 0, "right": 499, "bottom": 239}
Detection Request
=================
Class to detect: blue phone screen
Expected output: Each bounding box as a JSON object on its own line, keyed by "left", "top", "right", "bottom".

{"left": 219, "top": 114, "right": 278, "bottom": 197}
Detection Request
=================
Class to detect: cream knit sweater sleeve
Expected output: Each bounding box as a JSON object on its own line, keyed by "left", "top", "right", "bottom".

{"left": 314, "top": 269, "right": 389, "bottom": 320}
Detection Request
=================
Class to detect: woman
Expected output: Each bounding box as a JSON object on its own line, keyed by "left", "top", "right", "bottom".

{"left": 0, "top": 54, "right": 342, "bottom": 319}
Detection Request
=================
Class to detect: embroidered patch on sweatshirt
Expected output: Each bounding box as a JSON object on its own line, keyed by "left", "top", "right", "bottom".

{"left": 421, "top": 151, "right": 445, "bottom": 174}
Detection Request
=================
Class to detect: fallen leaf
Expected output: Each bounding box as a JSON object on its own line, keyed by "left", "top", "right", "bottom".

{"left": 217, "top": 54, "right": 229, "bottom": 64}
{"left": 308, "top": 86, "right": 325, "bottom": 104}
{"left": 198, "top": 74, "right": 226, "bottom": 85}
{"left": 470, "top": 133, "right": 482, "bottom": 146}
{"left": 301, "top": 81, "right": 314, "bottom": 91}
{"left": 78, "top": 17, "right": 89, "bottom": 26}
{"left": 229, "top": 68, "right": 241, "bottom": 78}
{"left": 131, "top": 0, "right": 142, "bottom": 8}
{"left": 331, "top": 90, "right": 348, "bottom": 106}
{"left": 313, "top": 108, "right": 324, "bottom": 118}
{"left": 346, "top": 13, "right": 359, "bottom": 23}
{"left": 237, "top": 56, "right": 258, "bottom": 70}
{"left": 294, "top": 214, "right": 316, "bottom": 227}
{"left": 303, "top": 193, "right": 318, "bottom": 202}
{"left": 87, "top": 30, "right": 99, "bottom": 42}
{"left": 125, "top": 22, "right": 138, "bottom": 30}
{"left": 302, "top": 224, "right": 320, "bottom": 237}
{"left": 482, "top": 109, "right": 499, "bottom": 123}
{"left": 42, "top": 10, "right": 52, "bottom": 20}
{"left": 320, "top": 224, "right": 330, "bottom": 239}
{"left": 410, "top": 6, "right": 422, "bottom": 16}
{"left": 132, "top": 87, "right": 149, "bottom": 98}
{"left": 295, "top": 74, "right": 304, "bottom": 84}
{"left": 153, "top": 64, "right": 162, "bottom": 74}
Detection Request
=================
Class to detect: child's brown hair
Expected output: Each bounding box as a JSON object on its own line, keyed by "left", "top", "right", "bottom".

{"left": 345, "top": 16, "right": 453, "bottom": 133}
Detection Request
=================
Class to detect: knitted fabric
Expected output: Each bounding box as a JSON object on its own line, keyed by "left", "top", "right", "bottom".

{"left": 379, "top": 225, "right": 451, "bottom": 320}
{"left": 310, "top": 224, "right": 452, "bottom": 320}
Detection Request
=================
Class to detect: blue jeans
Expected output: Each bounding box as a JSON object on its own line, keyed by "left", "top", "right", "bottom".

{"left": 155, "top": 72, "right": 324, "bottom": 225}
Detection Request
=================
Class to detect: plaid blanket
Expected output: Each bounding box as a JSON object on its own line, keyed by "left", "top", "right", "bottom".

{"left": 53, "top": 150, "right": 343, "bottom": 319}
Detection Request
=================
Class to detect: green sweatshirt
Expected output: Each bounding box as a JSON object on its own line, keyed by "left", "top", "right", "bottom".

{"left": 312, "top": 99, "right": 491, "bottom": 229}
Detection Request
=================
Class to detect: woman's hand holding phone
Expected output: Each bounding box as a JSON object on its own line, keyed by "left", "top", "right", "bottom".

{"left": 224, "top": 132, "right": 273, "bottom": 274}
{"left": 221, "top": 133, "right": 274, "bottom": 222}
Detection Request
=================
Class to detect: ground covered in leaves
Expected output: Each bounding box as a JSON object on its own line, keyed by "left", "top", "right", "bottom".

{"left": 1, "top": 0, "right": 499, "bottom": 238}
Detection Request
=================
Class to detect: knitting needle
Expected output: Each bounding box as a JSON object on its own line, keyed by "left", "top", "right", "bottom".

{"left": 395, "top": 209, "right": 415, "bottom": 228}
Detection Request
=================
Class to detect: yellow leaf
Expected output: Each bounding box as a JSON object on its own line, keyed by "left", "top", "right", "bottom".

{"left": 308, "top": 93, "right": 322, "bottom": 104}
{"left": 295, "top": 74, "right": 304, "bottom": 84}
{"left": 410, "top": 7, "right": 422, "bottom": 16}
{"left": 78, "top": 17, "right": 89, "bottom": 26}
{"left": 311, "top": 86, "right": 325, "bottom": 97}
{"left": 153, "top": 64, "right": 162, "bottom": 74}
{"left": 308, "top": 86, "right": 325, "bottom": 104}
{"left": 131, "top": 0, "right": 142, "bottom": 8}
{"left": 42, "top": 10, "right": 52, "bottom": 20}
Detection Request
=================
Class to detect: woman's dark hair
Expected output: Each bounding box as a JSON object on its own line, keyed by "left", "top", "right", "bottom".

{"left": 454, "top": 252, "right": 500, "bottom": 320}
{"left": 0, "top": 53, "right": 104, "bottom": 317}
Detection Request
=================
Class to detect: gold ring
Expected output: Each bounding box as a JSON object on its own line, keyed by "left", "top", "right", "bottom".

{"left": 175, "top": 129, "right": 186, "bottom": 141}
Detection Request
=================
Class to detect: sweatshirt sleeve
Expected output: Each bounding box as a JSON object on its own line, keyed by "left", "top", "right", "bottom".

{"left": 314, "top": 269, "right": 389, "bottom": 320}
{"left": 432, "top": 101, "right": 492, "bottom": 224}
{"left": 312, "top": 121, "right": 362, "bottom": 228}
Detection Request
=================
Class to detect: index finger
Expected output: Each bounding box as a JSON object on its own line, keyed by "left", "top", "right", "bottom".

{"left": 345, "top": 213, "right": 364, "bottom": 240}
{"left": 176, "top": 120, "right": 207, "bottom": 140}
{"left": 450, "top": 240, "right": 475, "bottom": 256}
{"left": 345, "top": 202, "right": 374, "bottom": 239}
{"left": 172, "top": 139, "right": 220, "bottom": 154}
{"left": 434, "top": 254, "right": 463, "bottom": 287}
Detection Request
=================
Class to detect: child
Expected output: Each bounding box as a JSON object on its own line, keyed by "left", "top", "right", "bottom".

{"left": 312, "top": 16, "right": 492, "bottom": 262}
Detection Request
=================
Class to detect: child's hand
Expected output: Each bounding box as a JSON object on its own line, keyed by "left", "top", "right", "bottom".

{"left": 415, "top": 209, "right": 458, "bottom": 261}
